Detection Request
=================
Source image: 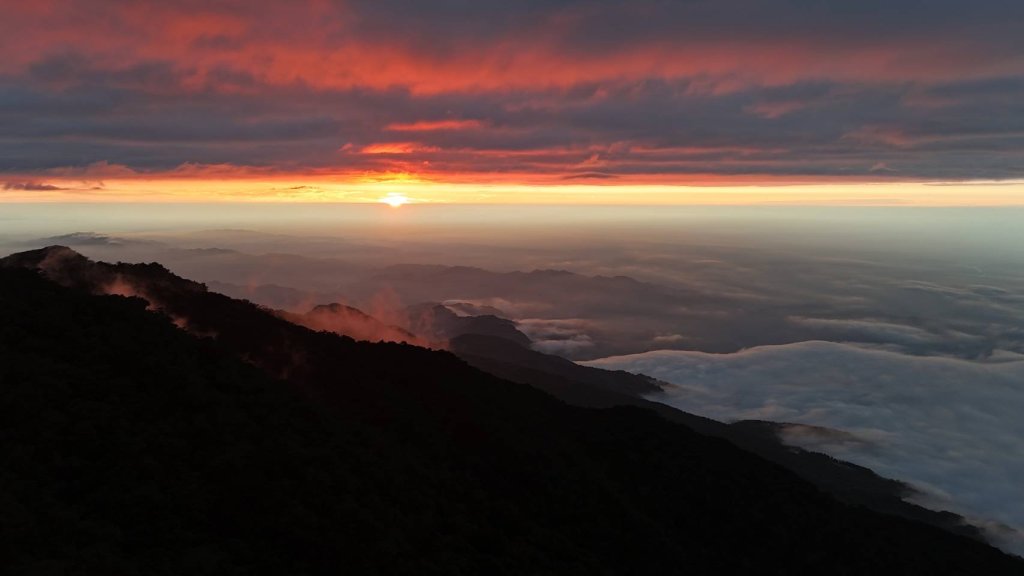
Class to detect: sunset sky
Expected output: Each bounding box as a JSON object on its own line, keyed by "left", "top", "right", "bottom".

{"left": 2, "top": 0, "right": 1023, "bottom": 203}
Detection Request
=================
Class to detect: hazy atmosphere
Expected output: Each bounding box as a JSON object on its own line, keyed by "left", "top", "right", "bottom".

{"left": 4, "top": 203, "right": 1024, "bottom": 553}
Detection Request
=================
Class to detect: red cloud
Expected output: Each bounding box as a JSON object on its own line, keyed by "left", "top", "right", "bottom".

{"left": 4, "top": 1, "right": 1023, "bottom": 185}
{"left": 386, "top": 119, "right": 484, "bottom": 132}
{"left": 4, "top": 2, "right": 1021, "bottom": 96}
{"left": 361, "top": 143, "right": 440, "bottom": 155}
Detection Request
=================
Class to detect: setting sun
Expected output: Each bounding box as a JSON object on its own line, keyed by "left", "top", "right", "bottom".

{"left": 380, "top": 193, "right": 409, "bottom": 207}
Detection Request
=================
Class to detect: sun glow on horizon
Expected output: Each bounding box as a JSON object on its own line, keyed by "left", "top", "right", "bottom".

{"left": 381, "top": 193, "right": 410, "bottom": 207}
{"left": 2, "top": 176, "right": 1024, "bottom": 206}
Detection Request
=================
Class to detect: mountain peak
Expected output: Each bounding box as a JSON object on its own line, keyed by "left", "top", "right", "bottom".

{"left": 2, "top": 246, "right": 205, "bottom": 298}
{"left": 1, "top": 246, "right": 96, "bottom": 288}
{"left": 310, "top": 302, "right": 373, "bottom": 319}
{"left": 0, "top": 245, "right": 87, "bottom": 268}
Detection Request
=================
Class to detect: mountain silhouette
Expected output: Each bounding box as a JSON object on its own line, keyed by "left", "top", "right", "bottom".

{"left": 406, "top": 302, "right": 533, "bottom": 347}
{"left": 1, "top": 246, "right": 1020, "bottom": 574}
{"left": 449, "top": 333, "right": 987, "bottom": 540}
{"left": 282, "top": 302, "right": 424, "bottom": 345}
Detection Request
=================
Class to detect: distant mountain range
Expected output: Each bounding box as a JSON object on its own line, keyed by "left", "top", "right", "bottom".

{"left": 1, "top": 246, "right": 1020, "bottom": 574}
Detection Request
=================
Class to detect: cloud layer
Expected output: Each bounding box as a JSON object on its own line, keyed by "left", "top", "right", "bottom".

{"left": 1, "top": 1, "right": 1023, "bottom": 184}
{"left": 585, "top": 341, "right": 1024, "bottom": 555}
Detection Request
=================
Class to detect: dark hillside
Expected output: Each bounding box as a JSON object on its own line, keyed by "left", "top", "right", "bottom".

{"left": 450, "top": 333, "right": 989, "bottom": 540}
{"left": 1, "top": 249, "right": 1020, "bottom": 574}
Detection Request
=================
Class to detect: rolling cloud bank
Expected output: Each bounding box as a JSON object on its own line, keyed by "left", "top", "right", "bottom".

{"left": 585, "top": 342, "right": 1024, "bottom": 555}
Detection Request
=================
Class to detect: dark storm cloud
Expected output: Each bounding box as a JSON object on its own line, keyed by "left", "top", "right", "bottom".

{"left": 0, "top": 0, "right": 1021, "bottom": 180}
{"left": 346, "top": 0, "right": 1024, "bottom": 54}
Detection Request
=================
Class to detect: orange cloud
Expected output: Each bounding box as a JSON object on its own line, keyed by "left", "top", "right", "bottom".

{"left": 361, "top": 143, "right": 440, "bottom": 155}
{"left": 4, "top": 2, "right": 1021, "bottom": 96}
{"left": 4, "top": 1, "right": 1023, "bottom": 188}
{"left": 386, "top": 119, "right": 484, "bottom": 132}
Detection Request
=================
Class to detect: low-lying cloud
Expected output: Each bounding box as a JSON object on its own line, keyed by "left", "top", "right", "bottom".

{"left": 786, "top": 316, "right": 986, "bottom": 353}
{"left": 516, "top": 318, "right": 595, "bottom": 355}
{"left": 585, "top": 341, "right": 1024, "bottom": 555}
{"left": 3, "top": 181, "right": 64, "bottom": 191}
{"left": 285, "top": 303, "right": 431, "bottom": 347}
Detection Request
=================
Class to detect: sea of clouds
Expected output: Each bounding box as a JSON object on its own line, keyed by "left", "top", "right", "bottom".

{"left": 585, "top": 341, "right": 1024, "bottom": 555}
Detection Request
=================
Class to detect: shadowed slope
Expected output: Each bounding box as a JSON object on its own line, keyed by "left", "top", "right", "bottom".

{"left": 1, "top": 247, "right": 1021, "bottom": 574}
{"left": 450, "top": 333, "right": 988, "bottom": 540}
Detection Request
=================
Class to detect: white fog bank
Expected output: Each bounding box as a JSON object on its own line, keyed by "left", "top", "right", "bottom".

{"left": 584, "top": 341, "right": 1024, "bottom": 555}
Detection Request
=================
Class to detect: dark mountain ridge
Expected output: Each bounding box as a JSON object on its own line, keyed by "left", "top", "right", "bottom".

{"left": 405, "top": 302, "right": 533, "bottom": 347}
{"left": 278, "top": 298, "right": 945, "bottom": 535}
{"left": 280, "top": 302, "right": 424, "bottom": 346}
{"left": 1, "top": 246, "right": 1020, "bottom": 574}
{"left": 447, "top": 333, "right": 989, "bottom": 540}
